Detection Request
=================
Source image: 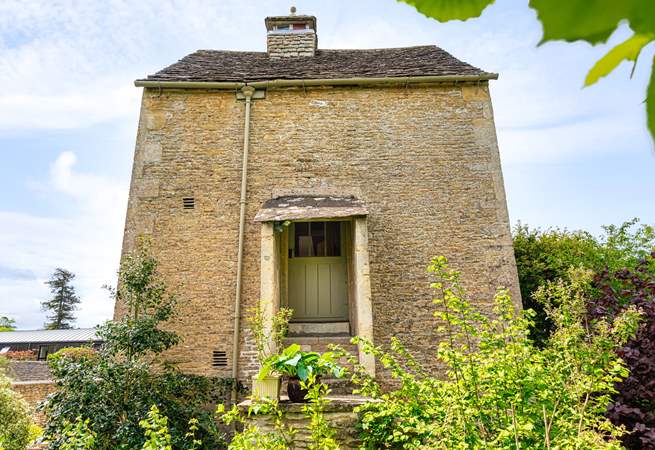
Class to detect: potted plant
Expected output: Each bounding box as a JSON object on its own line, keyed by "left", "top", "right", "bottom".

{"left": 248, "top": 303, "right": 293, "bottom": 400}
{"left": 259, "top": 344, "right": 344, "bottom": 402}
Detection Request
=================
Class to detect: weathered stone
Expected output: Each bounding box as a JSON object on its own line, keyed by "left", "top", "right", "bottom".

{"left": 116, "top": 81, "right": 521, "bottom": 390}
{"left": 239, "top": 396, "right": 366, "bottom": 449}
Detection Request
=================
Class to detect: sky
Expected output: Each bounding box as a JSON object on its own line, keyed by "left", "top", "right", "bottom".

{"left": 1, "top": 0, "right": 654, "bottom": 330}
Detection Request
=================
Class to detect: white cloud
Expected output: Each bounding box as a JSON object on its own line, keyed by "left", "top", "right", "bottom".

{"left": 0, "top": 151, "right": 127, "bottom": 329}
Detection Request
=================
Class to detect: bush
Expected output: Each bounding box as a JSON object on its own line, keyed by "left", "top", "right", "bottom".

{"left": 0, "top": 368, "right": 35, "bottom": 450}
{"left": 339, "top": 256, "right": 641, "bottom": 449}
{"left": 587, "top": 252, "right": 655, "bottom": 449}
{"left": 513, "top": 218, "right": 655, "bottom": 344}
{"left": 42, "top": 240, "right": 232, "bottom": 449}
{"left": 4, "top": 350, "right": 37, "bottom": 361}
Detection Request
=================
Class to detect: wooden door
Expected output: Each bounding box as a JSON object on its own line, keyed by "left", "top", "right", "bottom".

{"left": 287, "top": 221, "right": 348, "bottom": 322}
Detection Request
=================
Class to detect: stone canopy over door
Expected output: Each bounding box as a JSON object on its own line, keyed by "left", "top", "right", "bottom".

{"left": 255, "top": 195, "right": 376, "bottom": 376}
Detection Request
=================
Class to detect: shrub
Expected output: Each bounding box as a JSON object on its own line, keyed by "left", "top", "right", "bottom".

{"left": 587, "top": 252, "right": 655, "bottom": 449}
{"left": 0, "top": 369, "right": 35, "bottom": 450}
{"left": 42, "top": 239, "right": 231, "bottom": 449}
{"left": 513, "top": 218, "right": 655, "bottom": 344}
{"left": 4, "top": 350, "right": 37, "bottom": 361}
{"left": 339, "top": 256, "right": 641, "bottom": 449}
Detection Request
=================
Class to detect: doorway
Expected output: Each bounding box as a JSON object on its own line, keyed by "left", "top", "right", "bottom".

{"left": 286, "top": 221, "right": 349, "bottom": 322}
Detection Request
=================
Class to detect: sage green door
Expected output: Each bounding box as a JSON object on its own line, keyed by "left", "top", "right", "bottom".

{"left": 288, "top": 221, "right": 348, "bottom": 322}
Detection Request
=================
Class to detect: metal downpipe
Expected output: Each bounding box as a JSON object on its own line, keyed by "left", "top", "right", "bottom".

{"left": 231, "top": 85, "right": 255, "bottom": 403}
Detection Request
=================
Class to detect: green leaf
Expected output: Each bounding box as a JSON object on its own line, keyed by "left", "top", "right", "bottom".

{"left": 529, "top": 0, "right": 628, "bottom": 45}
{"left": 585, "top": 34, "right": 654, "bottom": 86}
{"left": 647, "top": 55, "right": 655, "bottom": 142}
{"left": 297, "top": 364, "right": 309, "bottom": 382}
{"left": 285, "top": 353, "right": 301, "bottom": 367}
{"left": 628, "top": 0, "right": 655, "bottom": 36}
{"left": 398, "top": 0, "right": 495, "bottom": 22}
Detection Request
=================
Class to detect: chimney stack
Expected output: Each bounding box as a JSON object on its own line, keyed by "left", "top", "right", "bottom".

{"left": 265, "top": 7, "right": 317, "bottom": 58}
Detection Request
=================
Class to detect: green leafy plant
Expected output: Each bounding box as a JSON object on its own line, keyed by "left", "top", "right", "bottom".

{"left": 248, "top": 304, "right": 293, "bottom": 367}
{"left": 139, "top": 405, "right": 201, "bottom": 450}
{"left": 333, "top": 256, "right": 641, "bottom": 449}
{"left": 59, "top": 418, "right": 96, "bottom": 450}
{"left": 300, "top": 374, "right": 339, "bottom": 450}
{"left": 217, "top": 400, "right": 297, "bottom": 450}
{"left": 398, "top": 0, "right": 655, "bottom": 141}
{"left": 139, "top": 405, "right": 173, "bottom": 450}
{"left": 513, "top": 218, "right": 655, "bottom": 344}
{"left": 259, "top": 344, "right": 343, "bottom": 382}
{"left": 217, "top": 376, "right": 339, "bottom": 450}
{"left": 0, "top": 368, "right": 36, "bottom": 450}
{"left": 42, "top": 239, "right": 230, "bottom": 449}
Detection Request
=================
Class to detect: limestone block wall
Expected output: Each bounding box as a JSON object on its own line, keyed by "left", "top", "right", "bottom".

{"left": 117, "top": 82, "right": 520, "bottom": 388}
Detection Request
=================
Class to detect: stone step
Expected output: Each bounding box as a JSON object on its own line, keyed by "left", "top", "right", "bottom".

{"left": 288, "top": 321, "right": 350, "bottom": 336}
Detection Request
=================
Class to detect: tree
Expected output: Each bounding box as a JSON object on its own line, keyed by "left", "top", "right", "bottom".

{"left": 399, "top": 0, "right": 655, "bottom": 143}
{"left": 512, "top": 218, "right": 655, "bottom": 344}
{"left": 0, "top": 316, "right": 16, "bottom": 332}
{"left": 42, "top": 268, "right": 80, "bottom": 330}
{"left": 42, "top": 240, "right": 231, "bottom": 449}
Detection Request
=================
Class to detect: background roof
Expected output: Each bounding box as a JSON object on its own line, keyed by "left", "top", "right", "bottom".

{"left": 0, "top": 328, "right": 101, "bottom": 344}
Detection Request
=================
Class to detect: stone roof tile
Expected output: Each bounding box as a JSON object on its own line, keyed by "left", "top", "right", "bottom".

{"left": 139, "top": 46, "right": 489, "bottom": 83}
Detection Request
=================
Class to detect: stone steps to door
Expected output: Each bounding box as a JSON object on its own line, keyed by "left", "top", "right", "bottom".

{"left": 288, "top": 321, "right": 350, "bottom": 336}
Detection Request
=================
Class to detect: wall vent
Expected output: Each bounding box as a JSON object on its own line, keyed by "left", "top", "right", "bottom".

{"left": 182, "top": 197, "right": 195, "bottom": 209}
{"left": 212, "top": 350, "right": 228, "bottom": 367}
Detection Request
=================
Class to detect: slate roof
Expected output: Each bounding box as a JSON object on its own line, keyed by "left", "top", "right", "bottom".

{"left": 138, "top": 45, "right": 491, "bottom": 83}
{"left": 0, "top": 328, "right": 101, "bottom": 344}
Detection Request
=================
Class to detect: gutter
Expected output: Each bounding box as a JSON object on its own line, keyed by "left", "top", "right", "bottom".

{"left": 133, "top": 73, "right": 498, "bottom": 90}
{"left": 231, "top": 86, "right": 256, "bottom": 403}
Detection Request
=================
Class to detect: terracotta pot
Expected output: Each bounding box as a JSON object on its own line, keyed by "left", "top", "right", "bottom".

{"left": 252, "top": 375, "right": 281, "bottom": 400}
{"left": 287, "top": 376, "right": 313, "bottom": 402}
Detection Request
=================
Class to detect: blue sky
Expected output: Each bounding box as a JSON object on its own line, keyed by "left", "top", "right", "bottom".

{"left": 1, "top": 0, "right": 654, "bottom": 329}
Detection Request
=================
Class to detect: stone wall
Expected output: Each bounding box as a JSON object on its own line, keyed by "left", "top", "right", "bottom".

{"left": 117, "top": 82, "right": 521, "bottom": 388}
{"left": 8, "top": 361, "right": 53, "bottom": 382}
{"left": 12, "top": 381, "right": 57, "bottom": 426}
{"left": 240, "top": 396, "right": 364, "bottom": 449}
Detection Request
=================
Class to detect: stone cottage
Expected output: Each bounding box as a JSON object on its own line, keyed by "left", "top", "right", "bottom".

{"left": 116, "top": 10, "right": 520, "bottom": 389}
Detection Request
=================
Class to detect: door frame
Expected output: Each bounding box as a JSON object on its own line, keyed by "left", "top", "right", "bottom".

{"left": 259, "top": 216, "right": 375, "bottom": 376}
